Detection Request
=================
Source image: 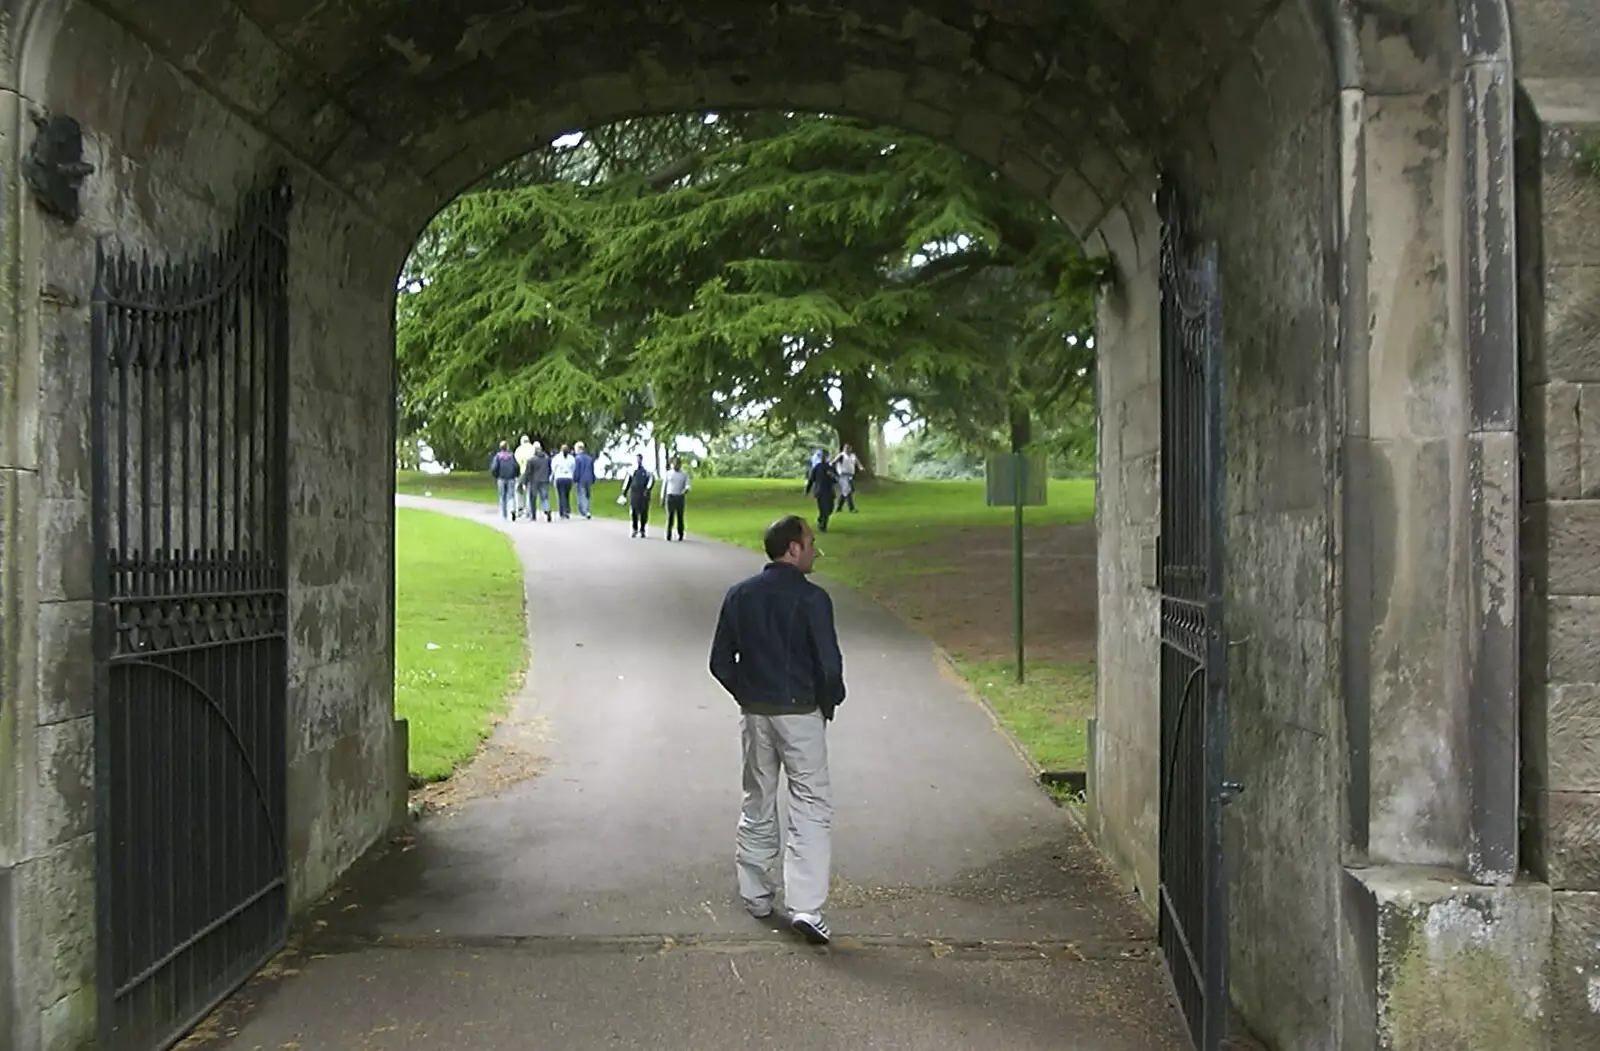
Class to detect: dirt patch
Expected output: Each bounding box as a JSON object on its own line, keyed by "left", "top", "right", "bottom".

{"left": 411, "top": 715, "right": 551, "bottom": 814}
{"left": 859, "top": 522, "right": 1097, "bottom": 663}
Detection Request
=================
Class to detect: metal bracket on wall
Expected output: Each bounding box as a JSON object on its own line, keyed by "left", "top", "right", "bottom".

{"left": 1220, "top": 781, "right": 1245, "bottom": 806}
{"left": 23, "top": 113, "right": 94, "bottom": 223}
{"left": 1141, "top": 534, "right": 1160, "bottom": 589}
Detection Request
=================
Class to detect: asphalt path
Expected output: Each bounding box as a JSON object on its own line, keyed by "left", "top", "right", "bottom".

{"left": 204, "top": 495, "right": 1190, "bottom": 1051}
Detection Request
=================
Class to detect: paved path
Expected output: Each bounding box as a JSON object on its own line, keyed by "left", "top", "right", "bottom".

{"left": 206, "top": 496, "right": 1190, "bottom": 1051}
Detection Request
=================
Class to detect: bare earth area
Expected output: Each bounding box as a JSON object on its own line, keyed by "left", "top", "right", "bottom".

{"left": 855, "top": 522, "right": 1098, "bottom": 663}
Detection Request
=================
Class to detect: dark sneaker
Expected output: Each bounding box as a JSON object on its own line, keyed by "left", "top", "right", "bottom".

{"left": 790, "top": 912, "right": 831, "bottom": 945}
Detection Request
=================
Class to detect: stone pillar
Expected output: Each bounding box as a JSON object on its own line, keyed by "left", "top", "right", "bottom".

{"left": 1516, "top": 98, "right": 1600, "bottom": 1050}
{"left": 1334, "top": 2, "right": 1552, "bottom": 1047}
{"left": 0, "top": 14, "right": 99, "bottom": 1044}
{"left": 1089, "top": 191, "right": 1163, "bottom": 906}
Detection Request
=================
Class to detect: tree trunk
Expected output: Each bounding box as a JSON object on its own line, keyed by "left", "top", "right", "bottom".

{"left": 870, "top": 419, "right": 890, "bottom": 481}
{"left": 833, "top": 373, "right": 875, "bottom": 476}
{"left": 1008, "top": 400, "right": 1033, "bottom": 454}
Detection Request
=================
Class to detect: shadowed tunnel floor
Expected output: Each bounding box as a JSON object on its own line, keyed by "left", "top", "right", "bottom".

{"left": 191, "top": 495, "right": 1190, "bottom": 1050}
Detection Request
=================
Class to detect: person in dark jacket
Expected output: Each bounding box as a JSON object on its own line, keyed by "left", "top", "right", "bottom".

{"left": 620, "top": 454, "right": 654, "bottom": 537}
{"left": 488, "top": 441, "right": 519, "bottom": 520}
{"left": 520, "top": 442, "right": 553, "bottom": 522}
{"left": 709, "top": 515, "right": 845, "bottom": 945}
{"left": 572, "top": 442, "right": 597, "bottom": 519}
{"left": 805, "top": 453, "right": 840, "bottom": 532}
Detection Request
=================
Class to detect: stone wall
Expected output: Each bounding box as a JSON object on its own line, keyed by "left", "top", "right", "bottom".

{"left": 1185, "top": 4, "right": 1344, "bottom": 1048}
{"left": 1517, "top": 98, "right": 1600, "bottom": 1051}
{"left": 280, "top": 179, "right": 405, "bottom": 907}
{"left": 1091, "top": 194, "right": 1162, "bottom": 904}
{"left": 0, "top": 4, "right": 405, "bottom": 1048}
{"left": 1091, "top": 4, "right": 1347, "bottom": 1046}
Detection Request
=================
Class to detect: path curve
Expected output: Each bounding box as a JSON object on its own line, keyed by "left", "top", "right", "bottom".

{"left": 212, "top": 494, "right": 1191, "bottom": 1051}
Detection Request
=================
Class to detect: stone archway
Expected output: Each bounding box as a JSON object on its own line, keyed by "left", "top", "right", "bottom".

{"left": 0, "top": 1, "right": 1595, "bottom": 1049}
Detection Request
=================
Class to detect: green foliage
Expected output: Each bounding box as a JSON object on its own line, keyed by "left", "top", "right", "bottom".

{"left": 1578, "top": 133, "right": 1600, "bottom": 180}
{"left": 396, "top": 113, "right": 1102, "bottom": 469}
{"left": 700, "top": 419, "right": 837, "bottom": 478}
{"left": 888, "top": 426, "right": 987, "bottom": 480}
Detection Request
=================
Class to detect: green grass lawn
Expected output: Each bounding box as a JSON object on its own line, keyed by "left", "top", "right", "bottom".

{"left": 394, "top": 507, "right": 526, "bottom": 781}
{"left": 397, "top": 471, "right": 1094, "bottom": 591}
{"left": 395, "top": 470, "right": 1098, "bottom": 792}
{"left": 954, "top": 658, "right": 1094, "bottom": 774}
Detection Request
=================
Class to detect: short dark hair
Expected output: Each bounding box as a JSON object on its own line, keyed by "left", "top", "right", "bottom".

{"left": 763, "top": 515, "right": 809, "bottom": 560}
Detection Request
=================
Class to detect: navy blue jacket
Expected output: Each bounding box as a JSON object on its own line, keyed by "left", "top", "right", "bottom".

{"left": 489, "top": 450, "right": 519, "bottom": 480}
{"left": 710, "top": 563, "right": 846, "bottom": 719}
{"left": 574, "top": 452, "right": 596, "bottom": 486}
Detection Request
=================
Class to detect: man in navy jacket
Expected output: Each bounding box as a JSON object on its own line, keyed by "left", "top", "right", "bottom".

{"left": 709, "top": 515, "right": 845, "bottom": 944}
{"left": 572, "top": 442, "right": 597, "bottom": 519}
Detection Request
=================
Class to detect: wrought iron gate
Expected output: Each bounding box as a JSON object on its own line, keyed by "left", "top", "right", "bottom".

{"left": 90, "top": 171, "right": 292, "bottom": 1051}
{"left": 1155, "top": 180, "right": 1231, "bottom": 1051}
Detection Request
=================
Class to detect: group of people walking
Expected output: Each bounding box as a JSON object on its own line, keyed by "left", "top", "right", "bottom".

{"left": 491, "top": 440, "right": 694, "bottom": 540}
{"left": 616, "top": 454, "right": 692, "bottom": 540}
{"left": 804, "top": 444, "right": 861, "bottom": 532}
{"left": 491, "top": 439, "right": 857, "bottom": 943}
{"left": 490, "top": 437, "right": 598, "bottom": 521}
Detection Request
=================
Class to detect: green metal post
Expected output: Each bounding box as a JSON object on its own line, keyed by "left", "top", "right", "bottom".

{"left": 1013, "top": 452, "right": 1026, "bottom": 684}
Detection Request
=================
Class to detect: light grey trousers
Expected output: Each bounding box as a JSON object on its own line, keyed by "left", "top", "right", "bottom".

{"left": 736, "top": 710, "right": 833, "bottom": 915}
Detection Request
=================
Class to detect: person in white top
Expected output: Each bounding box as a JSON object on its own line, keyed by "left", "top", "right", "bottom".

{"left": 550, "top": 443, "right": 578, "bottom": 519}
{"left": 513, "top": 435, "right": 537, "bottom": 519}
{"left": 662, "top": 456, "right": 692, "bottom": 541}
{"left": 832, "top": 445, "right": 860, "bottom": 513}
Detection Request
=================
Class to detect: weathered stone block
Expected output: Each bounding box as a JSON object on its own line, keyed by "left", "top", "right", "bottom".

{"left": 898, "top": 99, "right": 955, "bottom": 140}
{"left": 1547, "top": 791, "right": 1600, "bottom": 888}
{"left": 1549, "top": 685, "right": 1600, "bottom": 793}
{"left": 1523, "top": 384, "right": 1579, "bottom": 500}
{"left": 1346, "top": 867, "right": 1551, "bottom": 1051}
{"left": 35, "top": 498, "right": 92, "bottom": 605}
{"left": 1515, "top": 0, "right": 1600, "bottom": 82}
{"left": 1551, "top": 891, "right": 1600, "bottom": 1050}
{"left": 26, "top": 718, "right": 92, "bottom": 854}
{"left": 186, "top": 6, "right": 293, "bottom": 118}
{"left": 1121, "top": 451, "right": 1158, "bottom": 525}
{"left": 39, "top": 983, "right": 93, "bottom": 1051}
{"left": 1543, "top": 163, "right": 1600, "bottom": 268}
{"left": 1115, "top": 385, "right": 1160, "bottom": 461}
{"left": 1226, "top": 722, "right": 1339, "bottom": 1051}
{"left": 1547, "top": 502, "right": 1600, "bottom": 593}
{"left": 951, "top": 107, "right": 1006, "bottom": 170}
{"left": 1545, "top": 266, "right": 1600, "bottom": 382}
{"left": 999, "top": 147, "right": 1056, "bottom": 201}
{"left": 36, "top": 303, "right": 90, "bottom": 504}
{"left": 35, "top": 601, "right": 92, "bottom": 726}
{"left": 1546, "top": 596, "right": 1600, "bottom": 681}
{"left": 1577, "top": 386, "right": 1600, "bottom": 498}
{"left": 15, "top": 836, "right": 95, "bottom": 1021}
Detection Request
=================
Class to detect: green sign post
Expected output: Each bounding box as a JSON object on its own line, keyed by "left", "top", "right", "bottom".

{"left": 985, "top": 451, "right": 1049, "bottom": 683}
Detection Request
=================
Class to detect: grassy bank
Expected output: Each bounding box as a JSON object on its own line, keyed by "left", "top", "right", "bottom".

{"left": 394, "top": 507, "right": 526, "bottom": 781}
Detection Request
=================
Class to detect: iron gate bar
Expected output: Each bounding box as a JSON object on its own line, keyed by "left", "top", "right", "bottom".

{"left": 91, "top": 170, "right": 293, "bottom": 1051}
{"left": 1154, "top": 178, "right": 1230, "bottom": 1051}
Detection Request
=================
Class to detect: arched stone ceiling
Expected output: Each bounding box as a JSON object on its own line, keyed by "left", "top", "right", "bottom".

{"left": 77, "top": 0, "right": 1285, "bottom": 237}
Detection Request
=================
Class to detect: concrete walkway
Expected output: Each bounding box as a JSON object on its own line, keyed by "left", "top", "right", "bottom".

{"left": 206, "top": 495, "right": 1190, "bottom": 1051}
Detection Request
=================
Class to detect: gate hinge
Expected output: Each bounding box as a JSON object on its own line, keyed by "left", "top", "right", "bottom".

{"left": 1220, "top": 781, "right": 1245, "bottom": 805}
{"left": 23, "top": 113, "right": 95, "bottom": 223}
